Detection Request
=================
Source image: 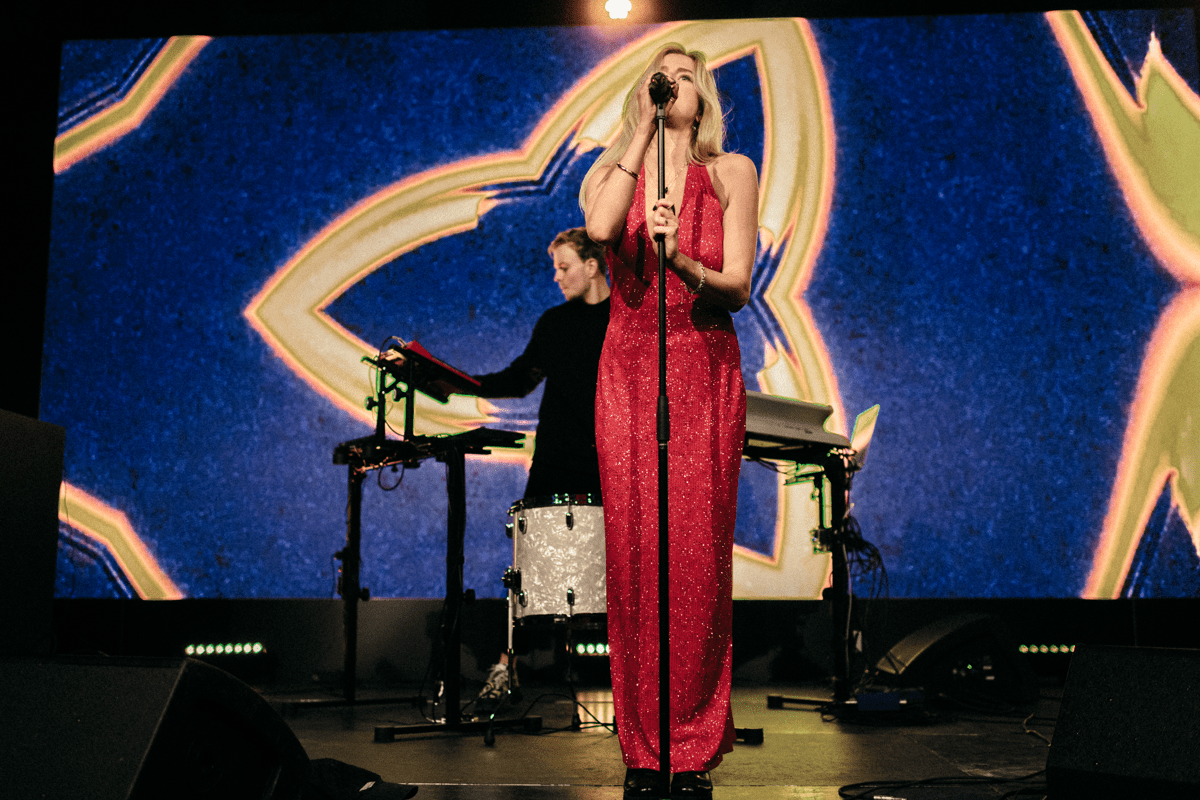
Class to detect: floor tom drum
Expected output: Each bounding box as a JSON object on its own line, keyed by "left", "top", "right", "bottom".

{"left": 507, "top": 494, "right": 605, "bottom": 624}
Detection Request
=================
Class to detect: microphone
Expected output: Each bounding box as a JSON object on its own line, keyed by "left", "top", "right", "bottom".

{"left": 648, "top": 72, "right": 673, "bottom": 106}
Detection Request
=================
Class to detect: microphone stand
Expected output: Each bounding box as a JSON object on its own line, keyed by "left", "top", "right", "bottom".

{"left": 654, "top": 92, "right": 671, "bottom": 796}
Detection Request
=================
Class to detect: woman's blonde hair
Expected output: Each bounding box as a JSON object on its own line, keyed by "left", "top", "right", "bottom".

{"left": 579, "top": 43, "right": 727, "bottom": 211}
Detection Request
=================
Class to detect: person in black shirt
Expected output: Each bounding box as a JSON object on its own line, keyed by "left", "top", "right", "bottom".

{"left": 470, "top": 227, "right": 610, "bottom": 498}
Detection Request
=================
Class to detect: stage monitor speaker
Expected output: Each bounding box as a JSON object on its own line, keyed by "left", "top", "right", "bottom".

{"left": 1046, "top": 644, "right": 1200, "bottom": 800}
{"left": 1, "top": 655, "right": 309, "bottom": 800}
{"left": 873, "top": 612, "right": 1038, "bottom": 705}
{"left": 0, "top": 409, "right": 64, "bottom": 656}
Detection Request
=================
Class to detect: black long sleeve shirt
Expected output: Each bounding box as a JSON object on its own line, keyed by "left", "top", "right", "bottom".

{"left": 473, "top": 298, "right": 609, "bottom": 496}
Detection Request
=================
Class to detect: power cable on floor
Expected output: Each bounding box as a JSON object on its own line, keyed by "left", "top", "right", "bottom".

{"left": 838, "top": 768, "right": 1047, "bottom": 799}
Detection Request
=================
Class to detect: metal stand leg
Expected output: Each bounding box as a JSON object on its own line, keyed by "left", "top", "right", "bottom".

{"left": 767, "top": 452, "right": 854, "bottom": 711}
{"left": 280, "top": 465, "right": 420, "bottom": 711}
{"left": 442, "top": 447, "right": 465, "bottom": 727}
{"left": 482, "top": 574, "right": 524, "bottom": 746}
{"left": 374, "top": 447, "right": 541, "bottom": 742}
{"left": 822, "top": 452, "right": 853, "bottom": 706}
{"left": 342, "top": 468, "right": 364, "bottom": 703}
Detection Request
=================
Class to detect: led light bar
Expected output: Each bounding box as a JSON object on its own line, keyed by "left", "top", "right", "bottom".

{"left": 185, "top": 642, "right": 267, "bottom": 656}
{"left": 1018, "top": 644, "right": 1077, "bottom": 654}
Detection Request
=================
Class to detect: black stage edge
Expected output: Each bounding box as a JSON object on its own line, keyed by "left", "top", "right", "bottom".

{"left": 50, "top": 598, "right": 1200, "bottom": 693}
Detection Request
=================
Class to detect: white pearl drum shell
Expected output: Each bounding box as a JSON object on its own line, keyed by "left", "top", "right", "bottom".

{"left": 510, "top": 499, "right": 606, "bottom": 619}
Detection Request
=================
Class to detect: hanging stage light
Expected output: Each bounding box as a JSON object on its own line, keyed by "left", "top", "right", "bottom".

{"left": 604, "top": 0, "right": 632, "bottom": 20}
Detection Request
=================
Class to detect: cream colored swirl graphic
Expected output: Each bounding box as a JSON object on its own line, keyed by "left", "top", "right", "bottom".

{"left": 59, "top": 482, "right": 185, "bottom": 599}
{"left": 54, "top": 36, "right": 211, "bottom": 174}
{"left": 1047, "top": 11, "right": 1200, "bottom": 597}
{"left": 52, "top": 36, "right": 210, "bottom": 596}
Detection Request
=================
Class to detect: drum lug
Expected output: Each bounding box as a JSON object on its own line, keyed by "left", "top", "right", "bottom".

{"left": 502, "top": 566, "right": 522, "bottom": 591}
{"left": 505, "top": 521, "right": 514, "bottom": 539}
{"left": 517, "top": 516, "right": 527, "bottom": 534}
{"left": 517, "top": 590, "right": 527, "bottom": 607}
{"left": 565, "top": 510, "right": 574, "bottom": 530}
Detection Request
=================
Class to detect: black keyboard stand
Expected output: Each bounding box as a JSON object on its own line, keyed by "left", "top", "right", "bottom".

{"left": 326, "top": 348, "right": 537, "bottom": 738}
{"left": 371, "top": 437, "right": 540, "bottom": 742}
{"left": 818, "top": 447, "right": 856, "bottom": 706}
{"left": 744, "top": 441, "right": 857, "bottom": 708}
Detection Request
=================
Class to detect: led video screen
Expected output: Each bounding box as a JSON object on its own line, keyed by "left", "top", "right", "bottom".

{"left": 45, "top": 10, "right": 1199, "bottom": 599}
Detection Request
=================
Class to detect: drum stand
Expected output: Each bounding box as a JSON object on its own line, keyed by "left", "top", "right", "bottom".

{"left": 493, "top": 577, "right": 588, "bottom": 740}
{"left": 563, "top": 594, "right": 581, "bottom": 696}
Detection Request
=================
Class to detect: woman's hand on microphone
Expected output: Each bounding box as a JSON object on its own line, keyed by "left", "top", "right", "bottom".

{"left": 648, "top": 72, "right": 675, "bottom": 105}
{"left": 649, "top": 199, "right": 679, "bottom": 262}
{"left": 636, "top": 73, "right": 674, "bottom": 130}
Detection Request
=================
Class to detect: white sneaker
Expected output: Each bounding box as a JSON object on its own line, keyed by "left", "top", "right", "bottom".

{"left": 478, "top": 662, "right": 511, "bottom": 699}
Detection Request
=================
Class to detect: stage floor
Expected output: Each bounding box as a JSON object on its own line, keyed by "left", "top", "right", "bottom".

{"left": 272, "top": 680, "right": 1057, "bottom": 799}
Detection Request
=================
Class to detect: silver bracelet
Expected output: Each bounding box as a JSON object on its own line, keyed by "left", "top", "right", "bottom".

{"left": 687, "top": 264, "right": 706, "bottom": 295}
{"left": 615, "top": 162, "right": 637, "bottom": 180}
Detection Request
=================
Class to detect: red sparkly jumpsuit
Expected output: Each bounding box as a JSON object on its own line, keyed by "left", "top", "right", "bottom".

{"left": 596, "top": 162, "right": 746, "bottom": 772}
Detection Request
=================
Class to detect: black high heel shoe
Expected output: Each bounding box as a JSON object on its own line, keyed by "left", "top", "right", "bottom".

{"left": 624, "top": 767, "right": 667, "bottom": 799}
{"left": 670, "top": 770, "right": 713, "bottom": 800}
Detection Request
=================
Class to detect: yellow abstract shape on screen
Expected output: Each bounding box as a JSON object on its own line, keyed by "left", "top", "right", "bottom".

{"left": 52, "top": 37, "right": 208, "bottom": 598}
{"left": 54, "top": 36, "right": 211, "bottom": 174}
{"left": 1047, "top": 11, "right": 1200, "bottom": 597}
{"left": 59, "top": 482, "right": 184, "bottom": 600}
